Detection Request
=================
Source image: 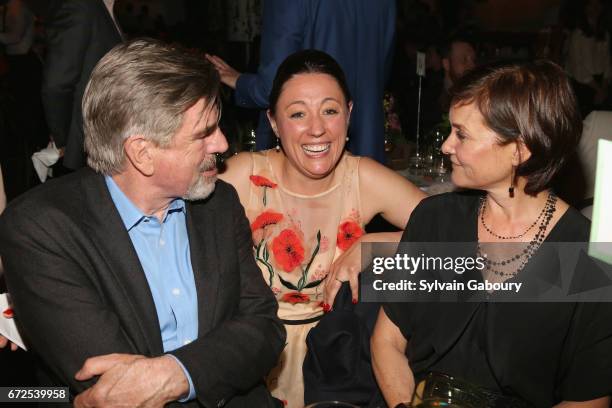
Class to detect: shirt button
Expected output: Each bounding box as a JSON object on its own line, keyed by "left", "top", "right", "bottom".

{"left": 159, "top": 239, "right": 165, "bottom": 246}
{"left": 172, "top": 288, "right": 180, "bottom": 296}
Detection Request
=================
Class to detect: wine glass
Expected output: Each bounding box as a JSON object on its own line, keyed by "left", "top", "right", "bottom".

{"left": 412, "top": 372, "right": 486, "bottom": 408}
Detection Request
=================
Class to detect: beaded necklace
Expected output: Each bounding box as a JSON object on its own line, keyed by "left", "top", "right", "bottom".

{"left": 480, "top": 193, "right": 554, "bottom": 239}
{"left": 477, "top": 192, "right": 557, "bottom": 278}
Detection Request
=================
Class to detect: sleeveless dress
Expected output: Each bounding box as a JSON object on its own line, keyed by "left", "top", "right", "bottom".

{"left": 244, "top": 150, "right": 364, "bottom": 408}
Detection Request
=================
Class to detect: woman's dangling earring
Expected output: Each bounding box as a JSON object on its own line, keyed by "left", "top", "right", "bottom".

{"left": 509, "top": 166, "right": 515, "bottom": 198}
{"left": 275, "top": 137, "right": 281, "bottom": 152}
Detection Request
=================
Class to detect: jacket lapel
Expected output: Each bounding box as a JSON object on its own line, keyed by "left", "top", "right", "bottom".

{"left": 96, "top": 0, "right": 124, "bottom": 41}
{"left": 186, "top": 199, "right": 222, "bottom": 336}
{"left": 79, "top": 170, "right": 163, "bottom": 355}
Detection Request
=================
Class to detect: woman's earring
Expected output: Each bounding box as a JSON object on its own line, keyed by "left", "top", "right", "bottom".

{"left": 275, "top": 137, "right": 281, "bottom": 152}
{"left": 509, "top": 167, "right": 515, "bottom": 198}
{"left": 345, "top": 136, "right": 349, "bottom": 142}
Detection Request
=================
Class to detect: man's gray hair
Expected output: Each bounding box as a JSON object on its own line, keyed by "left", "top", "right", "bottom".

{"left": 83, "top": 38, "right": 220, "bottom": 174}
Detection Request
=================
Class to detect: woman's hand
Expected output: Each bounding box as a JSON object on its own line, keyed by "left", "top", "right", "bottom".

{"left": 324, "top": 236, "right": 365, "bottom": 308}
{"left": 324, "top": 231, "right": 403, "bottom": 308}
{"left": 205, "top": 54, "right": 240, "bottom": 89}
{"left": 0, "top": 306, "right": 18, "bottom": 351}
{"left": 0, "top": 335, "right": 18, "bottom": 351}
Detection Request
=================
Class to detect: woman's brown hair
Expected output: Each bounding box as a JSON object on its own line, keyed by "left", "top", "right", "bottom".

{"left": 450, "top": 60, "right": 582, "bottom": 195}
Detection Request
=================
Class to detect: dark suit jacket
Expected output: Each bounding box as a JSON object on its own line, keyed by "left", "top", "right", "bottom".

{"left": 42, "top": 0, "right": 122, "bottom": 169}
{"left": 234, "top": 0, "right": 396, "bottom": 163}
{"left": 0, "top": 169, "right": 286, "bottom": 408}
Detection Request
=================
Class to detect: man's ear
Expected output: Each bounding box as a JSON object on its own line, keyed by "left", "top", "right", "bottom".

{"left": 442, "top": 57, "right": 450, "bottom": 74}
{"left": 267, "top": 110, "right": 279, "bottom": 136}
{"left": 123, "top": 135, "right": 155, "bottom": 176}
{"left": 512, "top": 140, "right": 532, "bottom": 166}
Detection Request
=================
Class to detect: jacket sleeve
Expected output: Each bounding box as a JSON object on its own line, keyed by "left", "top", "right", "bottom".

{"left": 234, "top": 0, "right": 306, "bottom": 109}
{"left": 169, "top": 186, "right": 286, "bottom": 407}
{"left": 41, "top": 0, "right": 92, "bottom": 148}
{"left": 0, "top": 206, "right": 134, "bottom": 395}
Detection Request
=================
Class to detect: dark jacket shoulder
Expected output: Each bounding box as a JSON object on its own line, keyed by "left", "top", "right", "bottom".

{"left": 1, "top": 169, "right": 91, "bottom": 225}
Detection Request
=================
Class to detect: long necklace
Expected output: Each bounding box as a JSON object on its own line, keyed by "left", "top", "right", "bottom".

{"left": 480, "top": 193, "right": 555, "bottom": 240}
{"left": 477, "top": 192, "right": 557, "bottom": 278}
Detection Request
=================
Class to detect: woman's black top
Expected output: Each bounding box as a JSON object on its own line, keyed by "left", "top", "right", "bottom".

{"left": 384, "top": 192, "right": 612, "bottom": 406}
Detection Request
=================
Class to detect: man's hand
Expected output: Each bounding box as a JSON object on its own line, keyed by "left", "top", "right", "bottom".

{"left": 206, "top": 54, "right": 240, "bottom": 89}
{"left": 74, "top": 354, "right": 189, "bottom": 408}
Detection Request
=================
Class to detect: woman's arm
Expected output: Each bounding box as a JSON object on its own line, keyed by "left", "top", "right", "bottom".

{"left": 359, "top": 157, "right": 426, "bottom": 229}
{"left": 324, "top": 157, "right": 426, "bottom": 305}
{"left": 371, "top": 307, "right": 414, "bottom": 407}
{"left": 554, "top": 397, "right": 610, "bottom": 408}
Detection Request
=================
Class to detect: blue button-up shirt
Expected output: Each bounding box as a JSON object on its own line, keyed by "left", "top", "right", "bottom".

{"left": 105, "top": 176, "right": 197, "bottom": 400}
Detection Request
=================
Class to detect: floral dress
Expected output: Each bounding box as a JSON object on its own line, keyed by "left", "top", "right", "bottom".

{"left": 245, "top": 150, "right": 364, "bottom": 408}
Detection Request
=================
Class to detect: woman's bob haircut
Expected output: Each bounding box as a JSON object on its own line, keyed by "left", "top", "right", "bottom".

{"left": 450, "top": 60, "right": 582, "bottom": 195}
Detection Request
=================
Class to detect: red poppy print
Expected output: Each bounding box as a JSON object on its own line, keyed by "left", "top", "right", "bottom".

{"left": 336, "top": 221, "right": 364, "bottom": 251}
{"left": 281, "top": 292, "right": 310, "bottom": 304}
{"left": 272, "top": 229, "right": 305, "bottom": 272}
{"left": 2, "top": 308, "right": 14, "bottom": 319}
{"left": 250, "top": 175, "right": 277, "bottom": 206}
{"left": 249, "top": 175, "right": 277, "bottom": 188}
{"left": 250, "top": 210, "right": 283, "bottom": 232}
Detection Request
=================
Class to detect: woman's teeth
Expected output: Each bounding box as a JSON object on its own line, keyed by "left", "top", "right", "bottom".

{"left": 302, "top": 143, "right": 330, "bottom": 154}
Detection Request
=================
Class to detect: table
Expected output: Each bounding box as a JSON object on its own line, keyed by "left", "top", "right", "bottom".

{"left": 397, "top": 167, "right": 455, "bottom": 195}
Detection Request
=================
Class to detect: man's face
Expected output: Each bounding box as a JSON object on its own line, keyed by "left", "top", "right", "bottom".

{"left": 152, "top": 98, "right": 228, "bottom": 201}
{"left": 447, "top": 41, "right": 476, "bottom": 83}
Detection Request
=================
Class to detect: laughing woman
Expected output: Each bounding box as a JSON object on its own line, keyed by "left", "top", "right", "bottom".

{"left": 371, "top": 61, "right": 612, "bottom": 407}
{"left": 219, "top": 50, "right": 424, "bottom": 407}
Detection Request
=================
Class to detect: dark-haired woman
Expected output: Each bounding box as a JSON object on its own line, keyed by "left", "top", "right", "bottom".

{"left": 371, "top": 61, "right": 612, "bottom": 407}
{"left": 220, "top": 49, "right": 424, "bottom": 407}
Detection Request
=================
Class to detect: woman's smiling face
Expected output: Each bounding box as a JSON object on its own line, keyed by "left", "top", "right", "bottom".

{"left": 268, "top": 72, "right": 352, "bottom": 180}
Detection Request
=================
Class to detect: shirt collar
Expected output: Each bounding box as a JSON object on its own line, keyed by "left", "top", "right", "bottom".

{"left": 105, "top": 176, "right": 185, "bottom": 230}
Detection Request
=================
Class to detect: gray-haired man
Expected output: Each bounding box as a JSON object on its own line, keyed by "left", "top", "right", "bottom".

{"left": 0, "top": 39, "right": 285, "bottom": 408}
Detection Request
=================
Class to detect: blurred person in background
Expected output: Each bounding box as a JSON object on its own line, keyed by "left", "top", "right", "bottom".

{"left": 42, "top": 0, "right": 123, "bottom": 170}
{"left": 207, "top": 0, "right": 396, "bottom": 164}
{"left": 565, "top": 0, "right": 611, "bottom": 116}
{"left": 439, "top": 33, "right": 476, "bottom": 112}
{"left": 0, "top": 0, "right": 48, "bottom": 193}
{"left": 394, "top": 32, "right": 477, "bottom": 140}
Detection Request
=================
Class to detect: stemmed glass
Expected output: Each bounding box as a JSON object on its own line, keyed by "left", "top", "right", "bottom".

{"left": 412, "top": 372, "right": 486, "bottom": 408}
